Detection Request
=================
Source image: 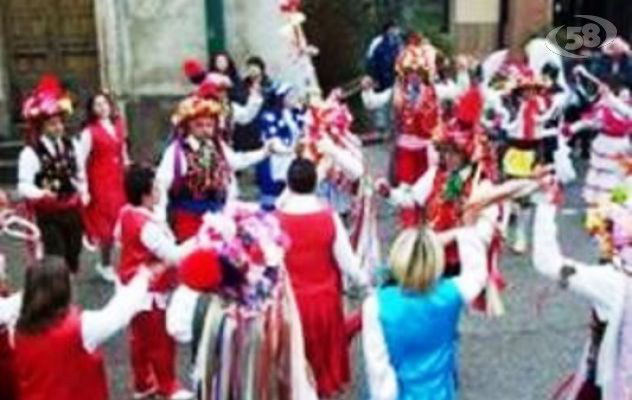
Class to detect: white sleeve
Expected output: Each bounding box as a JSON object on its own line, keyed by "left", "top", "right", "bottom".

{"left": 155, "top": 144, "right": 177, "bottom": 222}
{"left": 232, "top": 92, "right": 264, "bottom": 125}
{"left": 362, "top": 88, "right": 393, "bottom": 110}
{"left": 453, "top": 228, "right": 489, "bottom": 303}
{"left": 166, "top": 285, "right": 201, "bottom": 343}
{"left": 17, "top": 147, "right": 46, "bottom": 200}
{"left": 140, "top": 221, "right": 196, "bottom": 265}
{"left": 222, "top": 142, "right": 267, "bottom": 171}
{"left": 80, "top": 270, "right": 151, "bottom": 353}
{"left": 0, "top": 293, "right": 22, "bottom": 327}
{"left": 533, "top": 203, "right": 620, "bottom": 316}
{"left": 72, "top": 137, "right": 88, "bottom": 198}
{"left": 333, "top": 212, "right": 369, "bottom": 287}
{"left": 323, "top": 144, "right": 364, "bottom": 181}
{"left": 76, "top": 128, "right": 92, "bottom": 172}
{"left": 362, "top": 295, "right": 398, "bottom": 400}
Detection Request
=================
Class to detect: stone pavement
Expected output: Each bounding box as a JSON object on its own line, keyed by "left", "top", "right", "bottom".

{"left": 2, "top": 143, "right": 596, "bottom": 399}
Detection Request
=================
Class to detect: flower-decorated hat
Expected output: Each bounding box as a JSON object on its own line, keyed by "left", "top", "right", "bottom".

{"left": 21, "top": 74, "right": 73, "bottom": 122}
{"left": 395, "top": 33, "right": 437, "bottom": 80}
{"left": 170, "top": 95, "right": 224, "bottom": 127}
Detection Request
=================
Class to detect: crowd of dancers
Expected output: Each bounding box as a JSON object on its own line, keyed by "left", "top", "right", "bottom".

{"left": 1, "top": 19, "right": 632, "bottom": 400}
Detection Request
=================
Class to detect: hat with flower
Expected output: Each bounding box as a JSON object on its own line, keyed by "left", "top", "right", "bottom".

{"left": 170, "top": 94, "right": 225, "bottom": 128}
{"left": 395, "top": 33, "right": 437, "bottom": 81}
{"left": 21, "top": 74, "right": 73, "bottom": 122}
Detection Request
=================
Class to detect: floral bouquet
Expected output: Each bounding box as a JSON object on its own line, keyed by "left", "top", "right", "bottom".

{"left": 196, "top": 202, "right": 289, "bottom": 317}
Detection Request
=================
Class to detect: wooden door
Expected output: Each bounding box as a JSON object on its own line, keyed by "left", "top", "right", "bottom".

{"left": 2, "top": 0, "right": 99, "bottom": 133}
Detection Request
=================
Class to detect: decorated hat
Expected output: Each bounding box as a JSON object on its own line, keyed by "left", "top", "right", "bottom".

{"left": 171, "top": 94, "right": 224, "bottom": 127}
{"left": 395, "top": 33, "right": 436, "bottom": 80}
{"left": 21, "top": 74, "right": 73, "bottom": 122}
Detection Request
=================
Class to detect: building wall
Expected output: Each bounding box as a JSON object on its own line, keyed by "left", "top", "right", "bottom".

{"left": 452, "top": 0, "right": 500, "bottom": 55}
{"left": 505, "top": 0, "right": 553, "bottom": 47}
{"left": 94, "top": 0, "right": 208, "bottom": 162}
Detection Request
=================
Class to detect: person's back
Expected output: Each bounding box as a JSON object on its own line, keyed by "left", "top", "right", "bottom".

{"left": 14, "top": 307, "right": 109, "bottom": 400}
{"left": 378, "top": 280, "right": 462, "bottom": 399}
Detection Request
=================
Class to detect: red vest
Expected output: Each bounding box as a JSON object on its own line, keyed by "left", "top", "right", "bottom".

{"left": 117, "top": 206, "right": 176, "bottom": 291}
{"left": 13, "top": 307, "right": 109, "bottom": 400}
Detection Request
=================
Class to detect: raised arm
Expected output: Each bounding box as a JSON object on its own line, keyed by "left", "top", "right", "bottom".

{"left": 232, "top": 91, "right": 264, "bottom": 125}
{"left": 362, "top": 294, "right": 398, "bottom": 400}
{"left": 221, "top": 141, "right": 270, "bottom": 171}
{"left": 533, "top": 203, "right": 622, "bottom": 316}
{"left": 80, "top": 269, "right": 151, "bottom": 353}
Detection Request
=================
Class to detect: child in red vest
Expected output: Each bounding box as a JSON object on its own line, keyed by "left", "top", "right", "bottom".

{"left": 117, "top": 164, "right": 198, "bottom": 400}
{"left": 0, "top": 256, "right": 154, "bottom": 400}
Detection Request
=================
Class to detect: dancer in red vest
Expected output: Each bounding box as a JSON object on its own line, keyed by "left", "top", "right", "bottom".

{"left": 117, "top": 164, "right": 201, "bottom": 400}
{"left": 361, "top": 33, "right": 440, "bottom": 226}
{"left": 0, "top": 256, "right": 153, "bottom": 400}
{"left": 79, "top": 92, "right": 129, "bottom": 283}
{"left": 277, "top": 158, "right": 369, "bottom": 398}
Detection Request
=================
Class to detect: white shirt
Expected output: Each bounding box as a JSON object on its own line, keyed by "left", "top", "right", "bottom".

{"left": 232, "top": 92, "right": 264, "bottom": 125}
{"left": 17, "top": 135, "right": 86, "bottom": 201}
{"left": 362, "top": 227, "right": 489, "bottom": 400}
{"left": 155, "top": 136, "right": 268, "bottom": 221}
{"left": 0, "top": 270, "right": 152, "bottom": 354}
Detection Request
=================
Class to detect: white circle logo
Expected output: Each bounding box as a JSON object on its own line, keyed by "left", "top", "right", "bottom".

{"left": 546, "top": 15, "right": 618, "bottom": 59}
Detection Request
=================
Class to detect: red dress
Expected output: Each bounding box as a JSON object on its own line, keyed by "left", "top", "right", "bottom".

{"left": 278, "top": 209, "right": 350, "bottom": 397}
{"left": 13, "top": 307, "right": 109, "bottom": 400}
{"left": 83, "top": 118, "right": 127, "bottom": 246}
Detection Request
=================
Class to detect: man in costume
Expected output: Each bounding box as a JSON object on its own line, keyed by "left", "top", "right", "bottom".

{"left": 361, "top": 34, "right": 440, "bottom": 225}
{"left": 155, "top": 80, "right": 277, "bottom": 242}
{"left": 17, "top": 75, "right": 86, "bottom": 272}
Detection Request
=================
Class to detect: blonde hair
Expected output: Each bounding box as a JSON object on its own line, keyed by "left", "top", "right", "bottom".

{"left": 389, "top": 227, "right": 445, "bottom": 292}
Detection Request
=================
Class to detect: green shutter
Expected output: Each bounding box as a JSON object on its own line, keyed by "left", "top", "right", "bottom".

{"left": 205, "top": 0, "right": 226, "bottom": 53}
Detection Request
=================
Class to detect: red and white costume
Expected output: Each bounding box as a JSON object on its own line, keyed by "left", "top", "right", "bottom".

{"left": 0, "top": 271, "right": 152, "bottom": 400}
{"left": 362, "top": 36, "right": 439, "bottom": 190}
{"left": 570, "top": 91, "right": 632, "bottom": 204}
{"left": 116, "top": 205, "right": 195, "bottom": 398}
{"left": 277, "top": 192, "right": 368, "bottom": 397}
{"left": 78, "top": 117, "right": 128, "bottom": 246}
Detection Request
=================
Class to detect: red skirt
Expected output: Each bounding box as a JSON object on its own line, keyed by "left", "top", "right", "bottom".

{"left": 294, "top": 286, "right": 350, "bottom": 397}
{"left": 83, "top": 176, "right": 126, "bottom": 246}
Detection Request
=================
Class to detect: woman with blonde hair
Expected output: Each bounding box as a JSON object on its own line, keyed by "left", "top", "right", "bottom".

{"left": 362, "top": 224, "right": 489, "bottom": 400}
